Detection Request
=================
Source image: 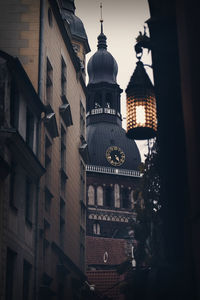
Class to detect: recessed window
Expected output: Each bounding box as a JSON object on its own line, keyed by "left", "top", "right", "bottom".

{"left": 80, "top": 101, "right": 85, "bottom": 138}
{"left": 106, "top": 93, "right": 113, "bottom": 108}
{"left": 26, "top": 108, "right": 34, "bottom": 150}
{"left": 105, "top": 186, "right": 113, "bottom": 207}
{"left": 94, "top": 93, "right": 102, "bottom": 108}
{"left": 88, "top": 185, "right": 95, "bottom": 205}
{"left": 103, "top": 251, "right": 108, "bottom": 263}
{"left": 46, "top": 58, "right": 53, "bottom": 105}
{"left": 6, "top": 248, "right": 16, "bottom": 300}
{"left": 45, "top": 136, "right": 52, "bottom": 187}
{"left": 10, "top": 79, "right": 19, "bottom": 128}
{"left": 61, "top": 57, "right": 67, "bottom": 96}
{"left": 48, "top": 8, "right": 53, "bottom": 27}
{"left": 93, "top": 222, "right": 100, "bottom": 235}
{"left": 9, "top": 162, "right": 17, "bottom": 210}
{"left": 122, "top": 188, "right": 129, "bottom": 209}
{"left": 23, "top": 260, "right": 31, "bottom": 300}
{"left": 97, "top": 186, "right": 103, "bottom": 206}
{"left": 61, "top": 125, "right": 66, "bottom": 171}
{"left": 114, "top": 184, "right": 120, "bottom": 208}
{"left": 25, "top": 178, "right": 33, "bottom": 225}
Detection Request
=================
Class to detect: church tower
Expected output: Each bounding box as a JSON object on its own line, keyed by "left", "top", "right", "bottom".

{"left": 86, "top": 19, "right": 122, "bottom": 127}
{"left": 85, "top": 16, "right": 141, "bottom": 298}
{"left": 86, "top": 18, "right": 141, "bottom": 240}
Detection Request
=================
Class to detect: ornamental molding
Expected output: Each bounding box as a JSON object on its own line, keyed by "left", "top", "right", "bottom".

{"left": 88, "top": 212, "right": 136, "bottom": 223}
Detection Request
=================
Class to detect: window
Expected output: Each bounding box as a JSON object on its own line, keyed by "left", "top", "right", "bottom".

{"left": 43, "top": 219, "right": 50, "bottom": 261}
{"left": 80, "top": 202, "right": 86, "bottom": 227}
{"left": 94, "top": 92, "right": 102, "bottom": 108}
{"left": 130, "top": 190, "right": 134, "bottom": 209}
{"left": 80, "top": 244, "right": 85, "bottom": 271}
{"left": 88, "top": 185, "right": 94, "bottom": 205}
{"left": 80, "top": 101, "right": 85, "bottom": 138}
{"left": 60, "top": 198, "right": 65, "bottom": 247}
{"left": 61, "top": 125, "right": 66, "bottom": 171}
{"left": 10, "top": 79, "right": 19, "bottom": 128}
{"left": 106, "top": 93, "right": 113, "bottom": 108}
{"left": 60, "top": 176, "right": 66, "bottom": 198}
{"left": 122, "top": 188, "right": 129, "bottom": 209}
{"left": 25, "top": 178, "right": 33, "bottom": 225}
{"left": 61, "top": 57, "right": 67, "bottom": 96}
{"left": 93, "top": 222, "right": 100, "bottom": 235}
{"left": 23, "top": 260, "right": 31, "bottom": 300}
{"left": 6, "top": 248, "right": 16, "bottom": 300}
{"left": 60, "top": 125, "right": 68, "bottom": 199}
{"left": 114, "top": 184, "right": 120, "bottom": 208}
{"left": 26, "top": 108, "right": 34, "bottom": 149}
{"left": 45, "top": 136, "right": 52, "bottom": 187}
{"left": 9, "top": 162, "right": 17, "bottom": 209}
{"left": 48, "top": 8, "right": 53, "bottom": 27}
{"left": 105, "top": 186, "right": 113, "bottom": 207}
{"left": 46, "top": 58, "right": 53, "bottom": 105}
{"left": 44, "top": 188, "right": 52, "bottom": 213}
{"left": 97, "top": 186, "right": 103, "bottom": 206}
{"left": 80, "top": 226, "right": 85, "bottom": 270}
{"left": 80, "top": 161, "right": 85, "bottom": 202}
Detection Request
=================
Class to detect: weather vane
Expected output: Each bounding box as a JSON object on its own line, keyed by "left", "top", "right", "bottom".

{"left": 100, "top": 3, "right": 103, "bottom": 22}
{"left": 100, "top": 2, "right": 104, "bottom": 33}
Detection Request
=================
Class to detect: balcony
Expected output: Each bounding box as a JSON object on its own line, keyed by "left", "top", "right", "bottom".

{"left": 86, "top": 164, "right": 141, "bottom": 178}
{"left": 90, "top": 108, "right": 116, "bottom": 116}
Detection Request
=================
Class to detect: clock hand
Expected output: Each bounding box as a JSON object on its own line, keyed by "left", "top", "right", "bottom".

{"left": 115, "top": 154, "right": 120, "bottom": 162}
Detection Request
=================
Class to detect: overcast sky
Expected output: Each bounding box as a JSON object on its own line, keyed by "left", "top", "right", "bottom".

{"left": 75, "top": 0, "right": 152, "bottom": 161}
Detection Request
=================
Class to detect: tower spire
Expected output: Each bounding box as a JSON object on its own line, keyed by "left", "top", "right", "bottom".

{"left": 97, "top": 2, "right": 107, "bottom": 50}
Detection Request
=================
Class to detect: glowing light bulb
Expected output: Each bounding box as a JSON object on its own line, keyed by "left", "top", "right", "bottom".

{"left": 136, "top": 105, "right": 145, "bottom": 126}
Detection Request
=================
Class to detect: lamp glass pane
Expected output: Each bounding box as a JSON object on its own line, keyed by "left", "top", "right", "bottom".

{"left": 136, "top": 105, "right": 145, "bottom": 126}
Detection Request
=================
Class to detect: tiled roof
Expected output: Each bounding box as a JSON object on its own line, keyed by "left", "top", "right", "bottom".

{"left": 87, "top": 270, "right": 125, "bottom": 300}
{"left": 86, "top": 236, "right": 128, "bottom": 266}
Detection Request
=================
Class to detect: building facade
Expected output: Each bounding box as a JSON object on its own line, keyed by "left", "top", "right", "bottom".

{"left": 85, "top": 22, "right": 141, "bottom": 299}
{"left": 0, "top": 0, "right": 90, "bottom": 299}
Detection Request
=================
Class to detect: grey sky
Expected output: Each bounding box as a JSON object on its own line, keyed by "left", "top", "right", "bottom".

{"left": 75, "top": 0, "right": 152, "bottom": 161}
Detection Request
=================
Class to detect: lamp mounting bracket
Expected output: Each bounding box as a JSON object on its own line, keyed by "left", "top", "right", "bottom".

{"left": 135, "top": 25, "right": 151, "bottom": 58}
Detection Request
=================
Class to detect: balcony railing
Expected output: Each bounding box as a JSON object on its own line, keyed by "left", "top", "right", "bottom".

{"left": 86, "top": 164, "right": 141, "bottom": 178}
{"left": 90, "top": 108, "right": 116, "bottom": 116}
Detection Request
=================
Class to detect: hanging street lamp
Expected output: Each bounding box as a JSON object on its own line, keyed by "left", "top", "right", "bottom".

{"left": 126, "top": 44, "right": 157, "bottom": 140}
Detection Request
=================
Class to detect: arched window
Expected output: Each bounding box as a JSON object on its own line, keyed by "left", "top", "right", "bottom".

{"left": 97, "top": 186, "right": 103, "bottom": 206}
{"left": 114, "top": 184, "right": 120, "bottom": 208}
{"left": 93, "top": 222, "right": 100, "bottom": 235}
{"left": 105, "top": 93, "right": 113, "bottom": 108}
{"left": 105, "top": 186, "right": 113, "bottom": 207}
{"left": 94, "top": 93, "right": 102, "bottom": 108}
{"left": 88, "top": 185, "right": 95, "bottom": 205}
{"left": 121, "top": 188, "right": 129, "bottom": 209}
{"left": 130, "top": 190, "right": 134, "bottom": 209}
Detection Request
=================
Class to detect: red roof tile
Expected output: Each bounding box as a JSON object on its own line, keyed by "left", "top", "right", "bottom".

{"left": 87, "top": 270, "right": 125, "bottom": 300}
{"left": 86, "top": 236, "right": 128, "bottom": 266}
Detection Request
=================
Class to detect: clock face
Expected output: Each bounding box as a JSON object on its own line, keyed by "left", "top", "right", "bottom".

{"left": 106, "top": 146, "right": 125, "bottom": 166}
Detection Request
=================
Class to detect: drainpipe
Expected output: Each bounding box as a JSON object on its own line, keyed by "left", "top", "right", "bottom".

{"left": 34, "top": 180, "right": 40, "bottom": 300}
{"left": 34, "top": 1, "right": 45, "bottom": 300}
{"left": 38, "top": 0, "right": 45, "bottom": 100}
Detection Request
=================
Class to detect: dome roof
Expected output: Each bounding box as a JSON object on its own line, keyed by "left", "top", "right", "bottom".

{"left": 62, "top": 10, "right": 88, "bottom": 41}
{"left": 87, "top": 27, "right": 118, "bottom": 85}
{"left": 87, "top": 122, "right": 141, "bottom": 170}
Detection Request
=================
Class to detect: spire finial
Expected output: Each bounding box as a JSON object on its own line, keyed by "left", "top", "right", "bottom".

{"left": 97, "top": 2, "right": 107, "bottom": 50}
{"left": 100, "top": 2, "right": 103, "bottom": 34}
